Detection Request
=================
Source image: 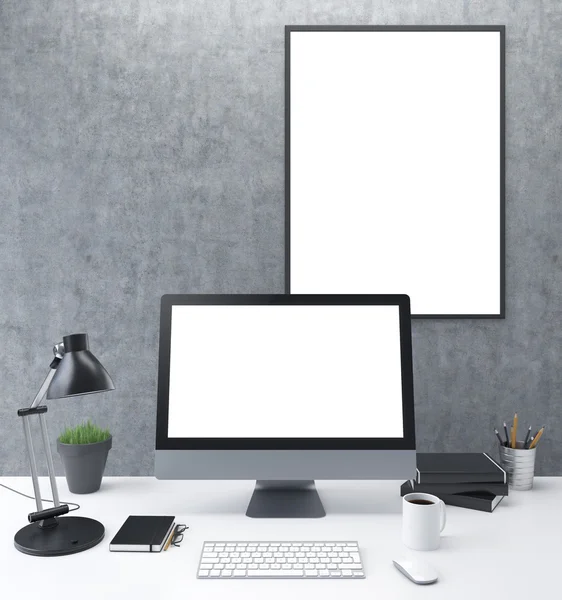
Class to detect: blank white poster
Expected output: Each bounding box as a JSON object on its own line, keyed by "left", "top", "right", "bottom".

{"left": 288, "top": 29, "right": 503, "bottom": 317}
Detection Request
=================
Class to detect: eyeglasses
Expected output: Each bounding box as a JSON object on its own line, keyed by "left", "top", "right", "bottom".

{"left": 172, "top": 524, "right": 188, "bottom": 547}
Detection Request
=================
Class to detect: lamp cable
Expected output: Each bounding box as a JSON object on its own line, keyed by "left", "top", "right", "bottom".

{"left": 0, "top": 483, "right": 80, "bottom": 512}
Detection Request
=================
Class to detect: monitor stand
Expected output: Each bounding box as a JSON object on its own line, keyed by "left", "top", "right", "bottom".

{"left": 246, "top": 480, "right": 326, "bottom": 518}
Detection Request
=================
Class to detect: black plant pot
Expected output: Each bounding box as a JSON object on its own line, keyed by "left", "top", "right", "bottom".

{"left": 57, "top": 436, "right": 112, "bottom": 494}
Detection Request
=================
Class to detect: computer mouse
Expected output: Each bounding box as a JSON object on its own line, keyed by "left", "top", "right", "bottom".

{"left": 392, "top": 557, "right": 439, "bottom": 585}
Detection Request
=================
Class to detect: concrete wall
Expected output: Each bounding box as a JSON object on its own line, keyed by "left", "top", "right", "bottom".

{"left": 1, "top": 1, "right": 560, "bottom": 476}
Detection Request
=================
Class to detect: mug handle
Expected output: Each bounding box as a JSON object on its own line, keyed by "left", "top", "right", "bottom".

{"left": 439, "top": 499, "right": 447, "bottom": 532}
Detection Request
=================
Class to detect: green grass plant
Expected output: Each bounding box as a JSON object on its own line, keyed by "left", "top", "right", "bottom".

{"left": 59, "top": 420, "right": 111, "bottom": 445}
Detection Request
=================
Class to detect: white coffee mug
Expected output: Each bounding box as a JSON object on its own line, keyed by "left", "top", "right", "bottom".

{"left": 402, "top": 492, "right": 447, "bottom": 551}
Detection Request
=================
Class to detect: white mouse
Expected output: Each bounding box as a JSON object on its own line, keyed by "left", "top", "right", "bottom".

{"left": 393, "top": 557, "right": 439, "bottom": 585}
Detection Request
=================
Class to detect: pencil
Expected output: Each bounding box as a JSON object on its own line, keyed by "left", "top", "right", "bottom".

{"left": 523, "top": 426, "right": 532, "bottom": 449}
{"left": 163, "top": 524, "right": 177, "bottom": 551}
{"left": 503, "top": 422, "right": 510, "bottom": 447}
{"left": 494, "top": 428, "right": 504, "bottom": 446}
{"left": 529, "top": 427, "right": 545, "bottom": 449}
{"left": 511, "top": 413, "right": 518, "bottom": 449}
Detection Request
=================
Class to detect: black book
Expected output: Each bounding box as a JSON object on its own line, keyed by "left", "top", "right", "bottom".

{"left": 109, "top": 516, "right": 176, "bottom": 552}
{"left": 416, "top": 453, "right": 506, "bottom": 484}
{"left": 401, "top": 481, "right": 504, "bottom": 513}
{"left": 403, "top": 479, "right": 508, "bottom": 496}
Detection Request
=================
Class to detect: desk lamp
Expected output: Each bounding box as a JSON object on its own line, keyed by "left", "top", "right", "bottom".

{"left": 15, "top": 333, "right": 114, "bottom": 556}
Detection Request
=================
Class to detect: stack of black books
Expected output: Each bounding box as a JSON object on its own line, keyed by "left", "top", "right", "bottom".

{"left": 400, "top": 453, "right": 508, "bottom": 512}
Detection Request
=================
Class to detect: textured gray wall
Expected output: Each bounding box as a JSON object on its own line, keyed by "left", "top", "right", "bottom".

{"left": 1, "top": 1, "right": 560, "bottom": 477}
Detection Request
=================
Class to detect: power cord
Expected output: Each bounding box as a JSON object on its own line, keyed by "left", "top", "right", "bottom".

{"left": 0, "top": 483, "right": 80, "bottom": 512}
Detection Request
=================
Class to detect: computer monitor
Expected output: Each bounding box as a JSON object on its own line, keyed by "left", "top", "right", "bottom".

{"left": 155, "top": 294, "right": 416, "bottom": 517}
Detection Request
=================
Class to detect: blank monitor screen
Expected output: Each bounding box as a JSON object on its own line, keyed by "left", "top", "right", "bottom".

{"left": 287, "top": 27, "right": 504, "bottom": 318}
{"left": 166, "top": 303, "right": 405, "bottom": 440}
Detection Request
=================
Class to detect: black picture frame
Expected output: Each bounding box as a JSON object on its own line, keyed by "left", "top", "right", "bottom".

{"left": 285, "top": 25, "right": 506, "bottom": 319}
{"left": 155, "top": 294, "right": 416, "bottom": 451}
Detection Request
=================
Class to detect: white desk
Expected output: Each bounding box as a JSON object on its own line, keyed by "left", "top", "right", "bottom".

{"left": 1, "top": 477, "right": 559, "bottom": 598}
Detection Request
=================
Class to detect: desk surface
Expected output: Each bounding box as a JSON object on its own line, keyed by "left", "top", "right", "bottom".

{"left": 1, "top": 477, "right": 559, "bottom": 598}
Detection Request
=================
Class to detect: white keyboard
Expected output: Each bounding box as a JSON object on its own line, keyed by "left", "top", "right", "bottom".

{"left": 197, "top": 541, "right": 365, "bottom": 579}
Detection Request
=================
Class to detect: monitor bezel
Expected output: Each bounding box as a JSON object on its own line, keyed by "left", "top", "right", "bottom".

{"left": 156, "top": 294, "right": 416, "bottom": 450}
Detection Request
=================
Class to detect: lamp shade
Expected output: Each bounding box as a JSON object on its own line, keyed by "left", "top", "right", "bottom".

{"left": 46, "top": 333, "right": 115, "bottom": 399}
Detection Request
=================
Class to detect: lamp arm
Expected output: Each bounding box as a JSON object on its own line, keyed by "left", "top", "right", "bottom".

{"left": 19, "top": 358, "right": 64, "bottom": 515}
{"left": 30, "top": 367, "right": 57, "bottom": 409}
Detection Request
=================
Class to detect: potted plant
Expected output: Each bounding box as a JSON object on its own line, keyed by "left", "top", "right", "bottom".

{"left": 57, "top": 420, "right": 112, "bottom": 494}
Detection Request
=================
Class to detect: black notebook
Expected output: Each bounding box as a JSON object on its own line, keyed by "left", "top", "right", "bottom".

{"left": 403, "top": 479, "right": 508, "bottom": 496}
{"left": 109, "top": 516, "right": 176, "bottom": 552}
{"left": 416, "top": 453, "right": 506, "bottom": 484}
{"left": 401, "top": 481, "right": 504, "bottom": 513}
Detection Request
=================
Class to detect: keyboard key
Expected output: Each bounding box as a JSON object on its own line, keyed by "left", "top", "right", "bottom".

{"left": 341, "top": 570, "right": 353, "bottom": 577}
{"left": 209, "top": 570, "right": 221, "bottom": 578}
{"left": 198, "top": 570, "right": 209, "bottom": 578}
{"left": 352, "top": 571, "right": 365, "bottom": 578}
{"left": 329, "top": 571, "right": 342, "bottom": 578}
{"left": 203, "top": 552, "right": 218, "bottom": 558}
{"left": 221, "top": 570, "right": 232, "bottom": 578}
{"left": 305, "top": 570, "right": 318, "bottom": 578}
{"left": 318, "top": 570, "right": 330, "bottom": 578}
{"left": 233, "top": 570, "right": 246, "bottom": 578}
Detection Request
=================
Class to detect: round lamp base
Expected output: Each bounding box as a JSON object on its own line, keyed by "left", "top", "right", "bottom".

{"left": 14, "top": 516, "right": 105, "bottom": 556}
